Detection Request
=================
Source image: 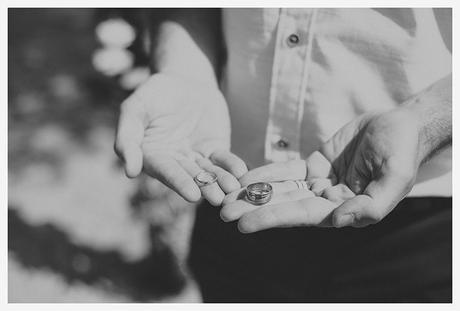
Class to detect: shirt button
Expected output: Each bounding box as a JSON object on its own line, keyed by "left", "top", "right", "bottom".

{"left": 287, "top": 34, "right": 300, "bottom": 46}
{"left": 276, "top": 139, "right": 289, "bottom": 148}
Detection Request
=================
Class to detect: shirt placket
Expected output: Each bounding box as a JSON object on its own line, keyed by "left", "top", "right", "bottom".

{"left": 265, "top": 8, "right": 316, "bottom": 163}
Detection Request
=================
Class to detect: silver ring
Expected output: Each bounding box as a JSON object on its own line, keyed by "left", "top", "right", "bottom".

{"left": 294, "top": 180, "right": 311, "bottom": 190}
{"left": 194, "top": 170, "right": 218, "bottom": 187}
{"left": 246, "top": 182, "right": 273, "bottom": 205}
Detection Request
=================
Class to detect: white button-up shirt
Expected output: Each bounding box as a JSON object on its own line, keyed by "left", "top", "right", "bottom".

{"left": 221, "top": 8, "right": 451, "bottom": 197}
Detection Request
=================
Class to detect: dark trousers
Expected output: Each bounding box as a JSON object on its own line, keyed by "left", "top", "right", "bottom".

{"left": 188, "top": 197, "right": 452, "bottom": 302}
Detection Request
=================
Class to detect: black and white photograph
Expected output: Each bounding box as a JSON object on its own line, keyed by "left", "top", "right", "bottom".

{"left": 5, "top": 4, "right": 454, "bottom": 306}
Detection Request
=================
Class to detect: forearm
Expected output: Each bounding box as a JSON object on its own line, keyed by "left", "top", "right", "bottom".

{"left": 144, "top": 9, "right": 224, "bottom": 88}
{"left": 402, "top": 74, "right": 452, "bottom": 164}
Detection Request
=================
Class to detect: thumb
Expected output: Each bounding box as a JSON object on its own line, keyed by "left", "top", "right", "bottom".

{"left": 114, "top": 98, "right": 145, "bottom": 178}
{"left": 332, "top": 163, "right": 415, "bottom": 228}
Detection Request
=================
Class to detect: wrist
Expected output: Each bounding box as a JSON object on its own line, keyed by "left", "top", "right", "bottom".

{"left": 152, "top": 21, "right": 220, "bottom": 89}
{"left": 156, "top": 67, "right": 219, "bottom": 90}
{"left": 149, "top": 71, "right": 221, "bottom": 97}
{"left": 392, "top": 106, "right": 431, "bottom": 166}
{"left": 398, "top": 75, "right": 452, "bottom": 165}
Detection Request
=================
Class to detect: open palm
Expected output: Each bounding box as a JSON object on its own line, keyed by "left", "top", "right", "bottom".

{"left": 320, "top": 109, "right": 420, "bottom": 227}
{"left": 221, "top": 108, "right": 422, "bottom": 232}
{"left": 140, "top": 74, "right": 230, "bottom": 158}
{"left": 116, "top": 73, "right": 247, "bottom": 205}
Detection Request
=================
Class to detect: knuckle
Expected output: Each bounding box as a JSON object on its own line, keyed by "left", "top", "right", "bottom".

{"left": 336, "top": 184, "right": 355, "bottom": 201}
{"left": 311, "top": 179, "right": 330, "bottom": 196}
{"left": 322, "top": 187, "right": 334, "bottom": 198}
{"left": 337, "top": 183, "right": 351, "bottom": 194}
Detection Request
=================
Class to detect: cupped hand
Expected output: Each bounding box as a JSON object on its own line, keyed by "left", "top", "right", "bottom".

{"left": 220, "top": 152, "right": 355, "bottom": 232}
{"left": 115, "top": 73, "right": 247, "bottom": 205}
{"left": 320, "top": 108, "right": 420, "bottom": 227}
{"left": 222, "top": 108, "right": 423, "bottom": 233}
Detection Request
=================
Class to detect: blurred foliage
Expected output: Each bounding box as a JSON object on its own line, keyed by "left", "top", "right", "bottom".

{"left": 9, "top": 9, "right": 129, "bottom": 174}
{"left": 8, "top": 9, "right": 198, "bottom": 302}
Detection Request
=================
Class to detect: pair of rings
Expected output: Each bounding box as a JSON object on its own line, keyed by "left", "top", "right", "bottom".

{"left": 193, "top": 170, "right": 311, "bottom": 206}
{"left": 193, "top": 171, "right": 274, "bottom": 205}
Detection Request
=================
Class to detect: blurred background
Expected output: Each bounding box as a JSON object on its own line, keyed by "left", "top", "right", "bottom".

{"left": 8, "top": 8, "right": 201, "bottom": 302}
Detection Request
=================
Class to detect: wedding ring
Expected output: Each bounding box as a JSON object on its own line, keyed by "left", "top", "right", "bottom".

{"left": 246, "top": 182, "right": 273, "bottom": 205}
{"left": 294, "top": 180, "right": 311, "bottom": 190}
{"left": 194, "top": 170, "right": 218, "bottom": 187}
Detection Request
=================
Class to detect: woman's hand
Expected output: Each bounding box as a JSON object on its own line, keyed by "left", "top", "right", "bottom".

{"left": 115, "top": 73, "right": 247, "bottom": 206}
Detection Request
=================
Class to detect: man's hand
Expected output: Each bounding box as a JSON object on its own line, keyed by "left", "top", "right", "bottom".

{"left": 220, "top": 152, "right": 354, "bottom": 232}
{"left": 221, "top": 109, "right": 421, "bottom": 232}
{"left": 222, "top": 74, "right": 451, "bottom": 232}
{"left": 325, "top": 74, "right": 451, "bottom": 227}
{"left": 319, "top": 108, "right": 421, "bottom": 227}
{"left": 222, "top": 101, "right": 450, "bottom": 232}
{"left": 115, "top": 73, "right": 247, "bottom": 205}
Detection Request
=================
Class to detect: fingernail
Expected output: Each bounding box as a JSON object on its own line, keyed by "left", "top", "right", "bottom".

{"left": 334, "top": 214, "right": 354, "bottom": 228}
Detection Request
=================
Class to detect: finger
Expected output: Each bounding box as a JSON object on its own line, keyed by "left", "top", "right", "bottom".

{"left": 271, "top": 180, "right": 311, "bottom": 194}
{"left": 332, "top": 165, "right": 415, "bottom": 228}
{"left": 237, "top": 197, "right": 337, "bottom": 233}
{"left": 115, "top": 98, "right": 145, "bottom": 178}
{"left": 309, "top": 178, "right": 334, "bottom": 196}
{"left": 220, "top": 188, "right": 315, "bottom": 222}
{"left": 210, "top": 150, "right": 248, "bottom": 179}
{"left": 321, "top": 183, "right": 355, "bottom": 204}
{"left": 305, "top": 151, "right": 336, "bottom": 181}
{"left": 239, "top": 160, "right": 307, "bottom": 186}
{"left": 143, "top": 153, "right": 201, "bottom": 202}
{"left": 178, "top": 157, "right": 225, "bottom": 207}
{"left": 196, "top": 157, "right": 240, "bottom": 193}
{"left": 222, "top": 187, "right": 247, "bottom": 206}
